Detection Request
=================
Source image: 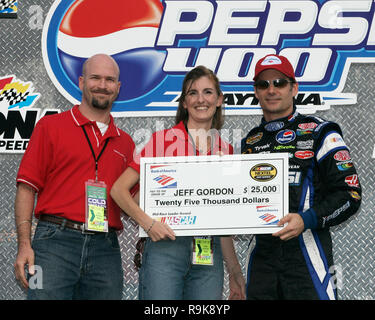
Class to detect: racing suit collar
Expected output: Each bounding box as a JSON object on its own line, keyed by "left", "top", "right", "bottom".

{"left": 261, "top": 105, "right": 299, "bottom": 132}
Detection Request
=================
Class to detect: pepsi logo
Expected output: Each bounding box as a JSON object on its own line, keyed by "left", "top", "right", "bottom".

{"left": 276, "top": 130, "right": 296, "bottom": 144}
{"left": 39, "top": 1, "right": 375, "bottom": 116}
{"left": 42, "top": 0, "right": 166, "bottom": 112}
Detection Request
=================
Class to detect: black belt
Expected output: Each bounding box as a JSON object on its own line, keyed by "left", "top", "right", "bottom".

{"left": 39, "top": 214, "right": 115, "bottom": 234}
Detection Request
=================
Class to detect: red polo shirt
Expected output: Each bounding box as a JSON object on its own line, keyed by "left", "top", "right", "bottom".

{"left": 17, "top": 105, "right": 136, "bottom": 230}
{"left": 129, "top": 121, "right": 233, "bottom": 173}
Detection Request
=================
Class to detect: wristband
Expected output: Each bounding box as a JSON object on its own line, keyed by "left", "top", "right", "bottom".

{"left": 16, "top": 220, "right": 32, "bottom": 228}
{"left": 146, "top": 219, "right": 155, "bottom": 233}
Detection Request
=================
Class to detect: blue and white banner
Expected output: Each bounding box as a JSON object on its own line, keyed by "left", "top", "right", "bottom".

{"left": 42, "top": 0, "right": 375, "bottom": 117}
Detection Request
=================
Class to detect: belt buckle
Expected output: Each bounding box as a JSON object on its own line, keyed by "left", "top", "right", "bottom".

{"left": 80, "top": 224, "right": 96, "bottom": 235}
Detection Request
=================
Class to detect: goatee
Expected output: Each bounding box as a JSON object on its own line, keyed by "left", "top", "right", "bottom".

{"left": 91, "top": 97, "right": 110, "bottom": 110}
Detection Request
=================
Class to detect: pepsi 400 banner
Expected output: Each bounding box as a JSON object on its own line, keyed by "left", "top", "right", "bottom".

{"left": 42, "top": 0, "right": 375, "bottom": 117}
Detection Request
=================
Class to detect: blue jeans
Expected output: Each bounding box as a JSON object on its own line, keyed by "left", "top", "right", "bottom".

{"left": 138, "top": 236, "right": 223, "bottom": 300}
{"left": 27, "top": 220, "right": 123, "bottom": 300}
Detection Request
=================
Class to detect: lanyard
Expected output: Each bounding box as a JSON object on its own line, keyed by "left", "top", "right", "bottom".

{"left": 185, "top": 123, "right": 213, "bottom": 155}
{"left": 82, "top": 126, "right": 109, "bottom": 181}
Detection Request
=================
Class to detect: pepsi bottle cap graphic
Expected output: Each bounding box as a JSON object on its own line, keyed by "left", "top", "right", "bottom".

{"left": 42, "top": 0, "right": 167, "bottom": 113}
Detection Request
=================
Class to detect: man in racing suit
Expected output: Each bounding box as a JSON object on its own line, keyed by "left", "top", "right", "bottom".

{"left": 241, "top": 54, "right": 362, "bottom": 299}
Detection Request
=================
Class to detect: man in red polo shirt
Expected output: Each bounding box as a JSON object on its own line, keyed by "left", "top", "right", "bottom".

{"left": 14, "top": 54, "right": 136, "bottom": 300}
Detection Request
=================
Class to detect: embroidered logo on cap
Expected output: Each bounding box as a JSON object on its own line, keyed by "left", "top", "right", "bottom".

{"left": 261, "top": 56, "right": 282, "bottom": 66}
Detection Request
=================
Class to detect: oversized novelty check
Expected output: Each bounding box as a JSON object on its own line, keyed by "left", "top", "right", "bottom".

{"left": 139, "top": 153, "right": 288, "bottom": 237}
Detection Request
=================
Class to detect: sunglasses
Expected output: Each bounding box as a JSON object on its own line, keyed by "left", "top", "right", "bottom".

{"left": 254, "top": 78, "right": 295, "bottom": 90}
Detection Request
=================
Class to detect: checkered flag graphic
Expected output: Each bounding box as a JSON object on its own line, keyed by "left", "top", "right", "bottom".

{"left": 0, "top": 88, "right": 29, "bottom": 106}
{"left": 0, "top": 0, "right": 16, "bottom": 11}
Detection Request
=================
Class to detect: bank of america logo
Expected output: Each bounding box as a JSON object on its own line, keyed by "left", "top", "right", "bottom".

{"left": 259, "top": 213, "right": 279, "bottom": 225}
{"left": 153, "top": 175, "right": 177, "bottom": 189}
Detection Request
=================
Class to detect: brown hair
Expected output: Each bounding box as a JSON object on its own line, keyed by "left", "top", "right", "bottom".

{"left": 175, "top": 65, "right": 224, "bottom": 130}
